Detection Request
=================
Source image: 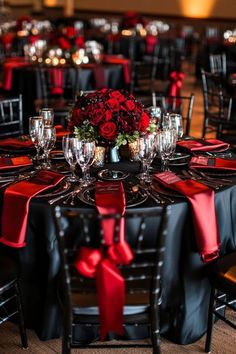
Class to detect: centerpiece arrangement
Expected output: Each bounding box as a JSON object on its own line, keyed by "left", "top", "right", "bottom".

{"left": 68, "top": 88, "right": 157, "bottom": 162}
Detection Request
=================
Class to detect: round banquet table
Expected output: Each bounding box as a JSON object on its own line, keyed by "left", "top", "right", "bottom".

{"left": 0, "top": 159, "right": 236, "bottom": 345}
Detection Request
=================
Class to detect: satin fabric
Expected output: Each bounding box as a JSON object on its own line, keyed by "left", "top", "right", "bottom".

{"left": 3, "top": 58, "right": 29, "bottom": 91}
{"left": 49, "top": 68, "right": 64, "bottom": 95}
{"left": 168, "top": 71, "right": 185, "bottom": 98}
{"left": 190, "top": 156, "right": 236, "bottom": 171}
{"left": 177, "top": 138, "right": 230, "bottom": 152}
{"left": 0, "top": 137, "right": 33, "bottom": 149}
{"left": 145, "top": 34, "right": 158, "bottom": 55}
{"left": 0, "top": 170, "right": 64, "bottom": 248}
{"left": 0, "top": 156, "right": 32, "bottom": 171}
{"left": 74, "top": 181, "right": 133, "bottom": 340}
{"left": 154, "top": 171, "right": 220, "bottom": 263}
{"left": 103, "top": 55, "right": 131, "bottom": 85}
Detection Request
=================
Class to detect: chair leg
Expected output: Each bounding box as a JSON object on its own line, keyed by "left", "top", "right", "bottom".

{"left": 150, "top": 302, "right": 161, "bottom": 354}
{"left": 205, "top": 287, "right": 216, "bottom": 353}
{"left": 62, "top": 328, "right": 72, "bottom": 354}
{"left": 14, "top": 281, "right": 28, "bottom": 349}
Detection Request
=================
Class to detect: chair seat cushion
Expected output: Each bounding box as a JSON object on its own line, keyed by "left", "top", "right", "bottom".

{"left": 0, "top": 252, "right": 18, "bottom": 290}
{"left": 208, "top": 251, "right": 236, "bottom": 297}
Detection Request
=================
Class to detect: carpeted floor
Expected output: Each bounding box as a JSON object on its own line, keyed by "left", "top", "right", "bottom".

{"left": 0, "top": 311, "right": 235, "bottom": 354}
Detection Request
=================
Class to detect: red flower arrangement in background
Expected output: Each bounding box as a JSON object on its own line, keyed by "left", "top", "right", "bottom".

{"left": 68, "top": 89, "right": 155, "bottom": 147}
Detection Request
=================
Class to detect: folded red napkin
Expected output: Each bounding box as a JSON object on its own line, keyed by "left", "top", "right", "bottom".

{"left": 190, "top": 156, "right": 236, "bottom": 171}
{"left": 153, "top": 171, "right": 220, "bottom": 263}
{"left": 0, "top": 156, "right": 32, "bottom": 171}
{"left": 103, "top": 55, "right": 131, "bottom": 85}
{"left": 177, "top": 139, "right": 230, "bottom": 152}
{"left": 0, "top": 170, "right": 64, "bottom": 248}
{"left": 0, "top": 137, "right": 34, "bottom": 149}
{"left": 74, "top": 181, "right": 133, "bottom": 341}
{"left": 49, "top": 68, "right": 64, "bottom": 95}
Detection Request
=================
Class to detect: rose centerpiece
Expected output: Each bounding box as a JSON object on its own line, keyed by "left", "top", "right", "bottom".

{"left": 68, "top": 88, "right": 157, "bottom": 162}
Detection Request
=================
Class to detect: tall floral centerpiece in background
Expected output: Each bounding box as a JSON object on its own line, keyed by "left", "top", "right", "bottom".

{"left": 68, "top": 89, "right": 156, "bottom": 162}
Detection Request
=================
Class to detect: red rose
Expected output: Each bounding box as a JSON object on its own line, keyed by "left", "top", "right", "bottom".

{"left": 110, "top": 90, "right": 125, "bottom": 102}
{"left": 99, "top": 121, "right": 117, "bottom": 140}
{"left": 106, "top": 98, "right": 120, "bottom": 111}
{"left": 125, "top": 100, "right": 135, "bottom": 110}
{"left": 105, "top": 110, "right": 112, "bottom": 121}
{"left": 138, "top": 112, "right": 150, "bottom": 132}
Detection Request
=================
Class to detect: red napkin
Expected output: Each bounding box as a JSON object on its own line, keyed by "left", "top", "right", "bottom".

{"left": 153, "top": 171, "right": 220, "bottom": 263}
{"left": 190, "top": 156, "right": 236, "bottom": 171}
{"left": 49, "top": 68, "right": 64, "bottom": 95}
{"left": 2, "top": 58, "right": 30, "bottom": 91}
{"left": 74, "top": 181, "right": 133, "bottom": 341}
{"left": 0, "top": 170, "right": 64, "bottom": 248}
{"left": 103, "top": 55, "right": 131, "bottom": 85}
{"left": 55, "top": 125, "right": 70, "bottom": 138}
{"left": 177, "top": 139, "right": 230, "bottom": 152}
{"left": 0, "top": 137, "right": 34, "bottom": 149}
{"left": 0, "top": 156, "right": 32, "bottom": 171}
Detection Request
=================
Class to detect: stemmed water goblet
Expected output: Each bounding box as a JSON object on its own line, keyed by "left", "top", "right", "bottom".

{"left": 62, "top": 135, "right": 79, "bottom": 182}
{"left": 29, "top": 116, "right": 44, "bottom": 169}
{"left": 169, "top": 113, "right": 184, "bottom": 140}
{"left": 40, "top": 126, "right": 56, "bottom": 169}
{"left": 156, "top": 129, "right": 177, "bottom": 171}
{"left": 74, "top": 139, "right": 96, "bottom": 187}
{"left": 39, "top": 108, "right": 54, "bottom": 127}
{"left": 137, "top": 134, "right": 156, "bottom": 183}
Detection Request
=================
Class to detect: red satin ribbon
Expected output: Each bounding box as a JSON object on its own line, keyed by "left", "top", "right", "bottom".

{"left": 168, "top": 71, "right": 185, "bottom": 103}
{"left": 0, "top": 170, "right": 64, "bottom": 248}
{"left": 190, "top": 156, "right": 236, "bottom": 171}
{"left": 103, "top": 55, "right": 131, "bottom": 85}
{"left": 154, "top": 172, "right": 220, "bottom": 263}
{"left": 177, "top": 138, "right": 229, "bottom": 152}
{"left": 74, "top": 181, "right": 133, "bottom": 340}
{"left": 0, "top": 156, "right": 32, "bottom": 171}
{"left": 145, "top": 34, "right": 158, "bottom": 54}
{"left": 50, "top": 68, "right": 64, "bottom": 95}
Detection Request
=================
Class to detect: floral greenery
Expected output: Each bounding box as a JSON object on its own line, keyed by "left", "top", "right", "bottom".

{"left": 68, "top": 89, "right": 157, "bottom": 147}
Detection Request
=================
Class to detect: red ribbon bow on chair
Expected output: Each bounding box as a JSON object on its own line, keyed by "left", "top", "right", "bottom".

{"left": 169, "top": 71, "right": 185, "bottom": 97}
{"left": 74, "top": 182, "right": 133, "bottom": 341}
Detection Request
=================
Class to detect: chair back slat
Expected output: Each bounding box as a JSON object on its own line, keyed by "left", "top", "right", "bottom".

{"left": 0, "top": 95, "right": 23, "bottom": 138}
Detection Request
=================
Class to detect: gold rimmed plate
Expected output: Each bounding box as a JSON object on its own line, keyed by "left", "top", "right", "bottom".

{"left": 77, "top": 185, "right": 148, "bottom": 208}
{"left": 35, "top": 179, "right": 71, "bottom": 198}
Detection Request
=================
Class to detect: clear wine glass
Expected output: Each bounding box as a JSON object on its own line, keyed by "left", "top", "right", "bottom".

{"left": 156, "top": 129, "right": 177, "bottom": 171}
{"left": 40, "top": 126, "right": 56, "bottom": 169}
{"left": 74, "top": 139, "right": 96, "bottom": 187}
{"left": 137, "top": 134, "right": 156, "bottom": 183}
{"left": 39, "top": 108, "right": 54, "bottom": 127}
{"left": 29, "top": 116, "right": 43, "bottom": 168}
{"left": 62, "top": 135, "right": 79, "bottom": 182}
{"left": 169, "top": 113, "right": 183, "bottom": 140}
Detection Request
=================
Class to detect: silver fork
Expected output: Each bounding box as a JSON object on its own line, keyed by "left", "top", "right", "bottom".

{"left": 182, "top": 170, "right": 220, "bottom": 190}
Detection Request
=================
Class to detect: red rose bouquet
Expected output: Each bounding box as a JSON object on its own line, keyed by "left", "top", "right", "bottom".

{"left": 68, "top": 88, "right": 156, "bottom": 147}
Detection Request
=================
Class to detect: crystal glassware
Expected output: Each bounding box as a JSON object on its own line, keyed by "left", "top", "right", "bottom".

{"left": 29, "top": 116, "right": 44, "bottom": 168}
{"left": 169, "top": 113, "right": 184, "bottom": 140}
{"left": 137, "top": 134, "right": 156, "bottom": 182}
{"left": 74, "top": 139, "right": 96, "bottom": 187}
{"left": 40, "top": 126, "right": 56, "bottom": 169}
{"left": 156, "top": 129, "right": 177, "bottom": 171}
{"left": 62, "top": 135, "right": 79, "bottom": 182}
{"left": 39, "top": 108, "right": 54, "bottom": 127}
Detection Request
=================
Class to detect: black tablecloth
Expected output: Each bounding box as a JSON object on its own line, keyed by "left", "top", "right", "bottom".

{"left": 0, "top": 160, "right": 235, "bottom": 344}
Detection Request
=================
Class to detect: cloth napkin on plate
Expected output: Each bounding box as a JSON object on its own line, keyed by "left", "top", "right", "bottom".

{"left": 177, "top": 138, "right": 230, "bottom": 152}
{"left": 0, "top": 170, "right": 64, "bottom": 248}
{"left": 0, "top": 156, "right": 32, "bottom": 171}
{"left": 0, "top": 137, "right": 34, "bottom": 149}
{"left": 190, "top": 156, "right": 236, "bottom": 171}
{"left": 153, "top": 171, "right": 220, "bottom": 263}
{"left": 74, "top": 181, "right": 133, "bottom": 341}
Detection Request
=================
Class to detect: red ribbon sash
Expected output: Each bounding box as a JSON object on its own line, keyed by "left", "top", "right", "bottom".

{"left": 154, "top": 172, "right": 220, "bottom": 263}
{"left": 168, "top": 71, "right": 185, "bottom": 105}
{"left": 74, "top": 181, "right": 133, "bottom": 340}
{"left": 0, "top": 156, "right": 32, "bottom": 171}
{"left": 0, "top": 170, "right": 64, "bottom": 248}
{"left": 190, "top": 156, "right": 236, "bottom": 171}
{"left": 50, "top": 68, "right": 64, "bottom": 95}
{"left": 177, "top": 138, "right": 229, "bottom": 152}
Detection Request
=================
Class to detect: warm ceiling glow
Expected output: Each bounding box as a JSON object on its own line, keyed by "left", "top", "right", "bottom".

{"left": 179, "top": 0, "right": 216, "bottom": 18}
{"left": 44, "top": 0, "right": 58, "bottom": 6}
